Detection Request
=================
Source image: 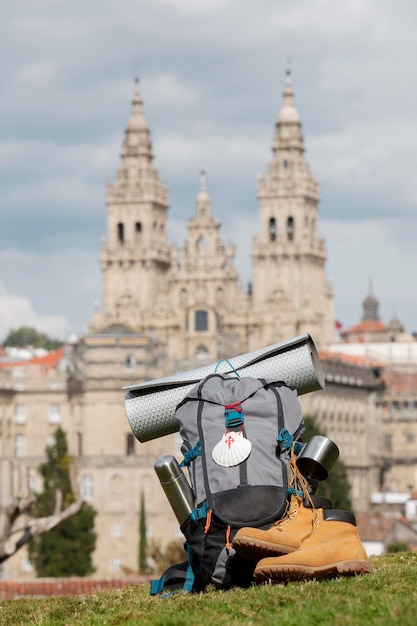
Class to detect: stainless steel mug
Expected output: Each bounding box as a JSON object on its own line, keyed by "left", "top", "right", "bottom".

{"left": 296, "top": 435, "right": 339, "bottom": 481}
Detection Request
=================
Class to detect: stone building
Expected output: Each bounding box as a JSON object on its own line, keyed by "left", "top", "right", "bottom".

{"left": 327, "top": 289, "right": 417, "bottom": 508}
{"left": 1, "top": 70, "right": 405, "bottom": 578}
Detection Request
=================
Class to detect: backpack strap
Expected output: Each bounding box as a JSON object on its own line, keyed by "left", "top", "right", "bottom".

{"left": 259, "top": 379, "right": 285, "bottom": 437}
{"left": 191, "top": 501, "right": 209, "bottom": 521}
{"left": 150, "top": 543, "right": 196, "bottom": 597}
{"left": 277, "top": 428, "right": 304, "bottom": 455}
{"left": 180, "top": 441, "right": 202, "bottom": 467}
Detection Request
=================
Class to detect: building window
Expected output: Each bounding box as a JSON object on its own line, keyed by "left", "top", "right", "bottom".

{"left": 111, "top": 558, "right": 122, "bottom": 572}
{"left": 287, "top": 216, "right": 294, "bottom": 241}
{"left": 15, "top": 435, "right": 25, "bottom": 458}
{"left": 117, "top": 222, "right": 124, "bottom": 244}
{"left": 111, "top": 524, "right": 123, "bottom": 538}
{"left": 135, "top": 222, "right": 142, "bottom": 233}
{"left": 384, "top": 435, "right": 392, "bottom": 452}
{"left": 28, "top": 470, "right": 36, "bottom": 493}
{"left": 125, "top": 354, "right": 135, "bottom": 370}
{"left": 196, "top": 236, "right": 208, "bottom": 260}
{"left": 283, "top": 159, "right": 289, "bottom": 168}
{"left": 21, "top": 559, "right": 34, "bottom": 573}
{"left": 180, "top": 289, "right": 188, "bottom": 306}
{"left": 268, "top": 217, "right": 276, "bottom": 241}
{"left": 126, "top": 434, "right": 135, "bottom": 456}
{"left": 15, "top": 404, "right": 26, "bottom": 424}
{"left": 82, "top": 474, "right": 94, "bottom": 501}
{"left": 195, "top": 344, "right": 209, "bottom": 360}
{"left": 48, "top": 404, "right": 61, "bottom": 424}
{"left": 195, "top": 310, "right": 208, "bottom": 332}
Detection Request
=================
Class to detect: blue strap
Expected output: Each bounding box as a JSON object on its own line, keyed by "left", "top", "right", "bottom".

{"left": 287, "top": 487, "right": 304, "bottom": 497}
{"left": 180, "top": 441, "right": 201, "bottom": 467}
{"left": 150, "top": 575, "right": 166, "bottom": 596}
{"left": 277, "top": 428, "right": 304, "bottom": 455}
{"left": 191, "top": 501, "right": 209, "bottom": 521}
{"left": 277, "top": 427, "right": 293, "bottom": 451}
{"left": 183, "top": 543, "right": 195, "bottom": 593}
{"left": 294, "top": 441, "right": 304, "bottom": 456}
{"left": 214, "top": 359, "right": 241, "bottom": 378}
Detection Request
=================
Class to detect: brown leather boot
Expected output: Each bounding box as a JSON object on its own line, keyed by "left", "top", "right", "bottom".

{"left": 253, "top": 508, "right": 372, "bottom": 583}
{"left": 232, "top": 493, "right": 332, "bottom": 561}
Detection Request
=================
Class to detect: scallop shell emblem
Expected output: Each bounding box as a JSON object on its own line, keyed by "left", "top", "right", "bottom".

{"left": 212, "top": 430, "right": 252, "bottom": 467}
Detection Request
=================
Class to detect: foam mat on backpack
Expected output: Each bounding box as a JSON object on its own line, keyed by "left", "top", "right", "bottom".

{"left": 124, "top": 333, "right": 324, "bottom": 443}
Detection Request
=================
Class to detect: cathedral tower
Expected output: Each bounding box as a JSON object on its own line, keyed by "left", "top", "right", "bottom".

{"left": 90, "top": 78, "right": 171, "bottom": 333}
{"left": 251, "top": 70, "right": 334, "bottom": 348}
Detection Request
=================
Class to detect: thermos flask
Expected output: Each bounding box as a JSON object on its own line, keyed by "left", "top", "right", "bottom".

{"left": 154, "top": 455, "right": 195, "bottom": 525}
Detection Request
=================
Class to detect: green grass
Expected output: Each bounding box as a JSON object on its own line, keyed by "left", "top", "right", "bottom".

{"left": 1, "top": 553, "right": 416, "bottom": 626}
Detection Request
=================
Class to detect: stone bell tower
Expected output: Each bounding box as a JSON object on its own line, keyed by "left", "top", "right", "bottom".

{"left": 251, "top": 70, "right": 334, "bottom": 349}
{"left": 90, "top": 78, "right": 171, "bottom": 334}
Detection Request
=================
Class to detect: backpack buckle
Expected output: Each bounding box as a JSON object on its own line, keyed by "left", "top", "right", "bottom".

{"left": 224, "top": 402, "right": 244, "bottom": 428}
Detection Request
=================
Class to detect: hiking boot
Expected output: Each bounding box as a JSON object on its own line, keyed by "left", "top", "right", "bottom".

{"left": 253, "top": 508, "right": 372, "bottom": 583}
{"left": 232, "top": 493, "right": 332, "bottom": 561}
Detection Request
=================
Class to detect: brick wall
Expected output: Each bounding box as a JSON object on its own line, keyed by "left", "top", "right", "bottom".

{"left": 0, "top": 576, "right": 151, "bottom": 600}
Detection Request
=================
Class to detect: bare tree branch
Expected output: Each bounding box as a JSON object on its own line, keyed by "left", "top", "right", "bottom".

{"left": 0, "top": 490, "right": 84, "bottom": 563}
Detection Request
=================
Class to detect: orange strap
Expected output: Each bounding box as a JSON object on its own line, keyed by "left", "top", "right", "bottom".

{"left": 204, "top": 509, "right": 213, "bottom": 533}
{"left": 225, "top": 525, "right": 231, "bottom": 551}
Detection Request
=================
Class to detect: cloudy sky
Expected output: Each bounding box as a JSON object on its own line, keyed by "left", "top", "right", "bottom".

{"left": 1, "top": 0, "right": 416, "bottom": 342}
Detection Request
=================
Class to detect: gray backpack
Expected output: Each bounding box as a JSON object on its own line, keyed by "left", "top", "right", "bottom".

{"left": 172, "top": 373, "right": 305, "bottom": 591}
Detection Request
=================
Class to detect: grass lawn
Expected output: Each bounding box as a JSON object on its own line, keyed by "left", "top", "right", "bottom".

{"left": 0, "top": 553, "right": 416, "bottom": 626}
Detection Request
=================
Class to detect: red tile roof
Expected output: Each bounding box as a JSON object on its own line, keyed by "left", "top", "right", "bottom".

{"left": 341, "top": 320, "right": 387, "bottom": 335}
{"left": 356, "top": 514, "right": 417, "bottom": 546}
{"left": 356, "top": 515, "right": 395, "bottom": 541}
{"left": 319, "top": 349, "right": 381, "bottom": 367}
{"left": 0, "top": 348, "right": 65, "bottom": 370}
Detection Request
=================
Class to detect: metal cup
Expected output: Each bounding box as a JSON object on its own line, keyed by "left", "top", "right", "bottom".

{"left": 296, "top": 435, "right": 339, "bottom": 481}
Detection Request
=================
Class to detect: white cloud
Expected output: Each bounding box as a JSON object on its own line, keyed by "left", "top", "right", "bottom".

{"left": 0, "top": 249, "right": 100, "bottom": 340}
{"left": 309, "top": 118, "right": 417, "bottom": 208}
{"left": 17, "top": 59, "right": 59, "bottom": 88}
{"left": 150, "top": 0, "right": 233, "bottom": 14}
{"left": 0, "top": 281, "right": 69, "bottom": 342}
{"left": 156, "top": 132, "right": 266, "bottom": 181}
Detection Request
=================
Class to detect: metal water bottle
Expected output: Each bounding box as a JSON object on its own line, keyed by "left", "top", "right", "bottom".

{"left": 154, "top": 455, "right": 195, "bottom": 525}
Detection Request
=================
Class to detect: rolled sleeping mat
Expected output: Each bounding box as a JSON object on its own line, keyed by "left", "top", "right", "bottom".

{"left": 124, "top": 333, "right": 324, "bottom": 443}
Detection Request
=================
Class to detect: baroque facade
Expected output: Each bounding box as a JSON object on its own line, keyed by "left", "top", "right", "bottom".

{"left": 2, "top": 71, "right": 413, "bottom": 579}
{"left": 89, "top": 72, "right": 334, "bottom": 356}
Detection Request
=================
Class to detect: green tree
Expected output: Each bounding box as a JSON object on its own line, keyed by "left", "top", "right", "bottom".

{"left": 139, "top": 492, "right": 147, "bottom": 573}
{"left": 29, "top": 427, "right": 96, "bottom": 577}
{"left": 387, "top": 541, "right": 410, "bottom": 554}
{"left": 2, "top": 326, "right": 63, "bottom": 350}
{"left": 302, "top": 414, "right": 353, "bottom": 512}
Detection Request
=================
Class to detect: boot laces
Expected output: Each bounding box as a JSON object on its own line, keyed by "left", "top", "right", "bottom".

{"left": 289, "top": 444, "right": 316, "bottom": 509}
{"left": 273, "top": 495, "right": 301, "bottom": 530}
{"left": 272, "top": 446, "right": 316, "bottom": 530}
